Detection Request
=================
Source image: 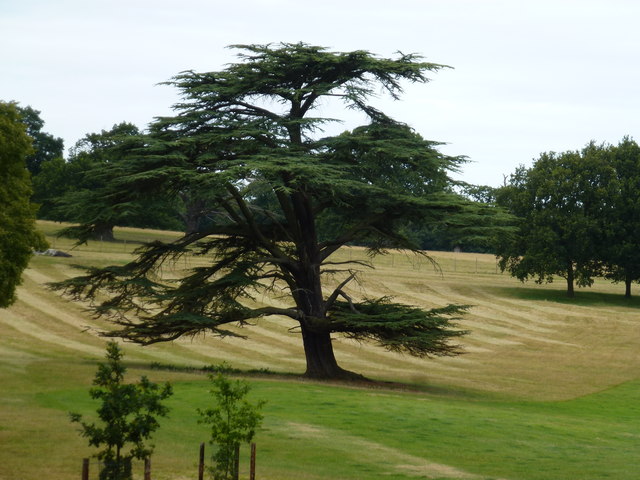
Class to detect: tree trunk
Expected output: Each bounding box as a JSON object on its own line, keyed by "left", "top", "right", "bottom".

{"left": 287, "top": 181, "right": 365, "bottom": 380}
{"left": 566, "top": 262, "right": 575, "bottom": 298}
{"left": 625, "top": 274, "right": 632, "bottom": 298}
{"left": 300, "top": 324, "right": 364, "bottom": 380}
{"left": 183, "top": 214, "right": 200, "bottom": 236}
{"left": 93, "top": 223, "right": 115, "bottom": 242}
{"left": 180, "top": 197, "right": 206, "bottom": 235}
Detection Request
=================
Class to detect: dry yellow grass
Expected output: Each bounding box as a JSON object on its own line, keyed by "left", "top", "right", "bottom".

{"left": 2, "top": 221, "right": 640, "bottom": 402}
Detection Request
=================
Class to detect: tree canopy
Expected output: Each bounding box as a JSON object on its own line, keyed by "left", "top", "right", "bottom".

{"left": 55, "top": 122, "right": 145, "bottom": 241}
{"left": 0, "top": 101, "right": 47, "bottom": 308}
{"left": 54, "top": 43, "right": 484, "bottom": 379}
{"left": 16, "top": 104, "right": 64, "bottom": 176}
{"left": 38, "top": 122, "right": 183, "bottom": 241}
{"left": 597, "top": 137, "right": 640, "bottom": 296}
{"left": 496, "top": 142, "right": 620, "bottom": 297}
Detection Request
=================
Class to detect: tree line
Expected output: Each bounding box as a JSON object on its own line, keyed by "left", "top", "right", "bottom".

{"left": 19, "top": 105, "right": 492, "bottom": 251}
{"left": 495, "top": 137, "right": 640, "bottom": 298}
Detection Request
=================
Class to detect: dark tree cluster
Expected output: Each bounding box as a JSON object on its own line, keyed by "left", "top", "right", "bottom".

{"left": 16, "top": 105, "right": 64, "bottom": 176}
{"left": 5, "top": 103, "right": 185, "bottom": 241}
{"left": 24, "top": 104, "right": 490, "bottom": 248}
{"left": 496, "top": 138, "right": 640, "bottom": 297}
{"left": 404, "top": 183, "right": 501, "bottom": 253}
{"left": 32, "top": 122, "right": 184, "bottom": 241}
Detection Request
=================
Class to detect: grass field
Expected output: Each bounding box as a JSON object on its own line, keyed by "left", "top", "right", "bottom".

{"left": 1, "top": 221, "right": 639, "bottom": 479}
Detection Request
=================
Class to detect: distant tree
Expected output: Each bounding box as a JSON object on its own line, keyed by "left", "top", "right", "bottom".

{"left": 496, "top": 145, "right": 616, "bottom": 297}
{"left": 54, "top": 43, "right": 484, "bottom": 379}
{"left": 32, "top": 155, "right": 93, "bottom": 220}
{"left": 56, "top": 122, "right": 143, "bottom": 241}
{"left": 458, "top": 183, "right": 497, "bottom": 204}
{"left": 15, "top": 105, "right": 64, "bottom": 176}
{"left": 198, "top": 374, "right": 264, "bottom": 480}
{"left": 403, "top": 183, "right": 504, "bottom": 253}
{"left": 54, "top": 123, "right": 182, "bottom": 241}
{"left": 600, "top": 137, "right": 640, "bottom": 297}
{"left": 0, "top": 101, "right": 47, "bottom": 308}
{"left": 70, "top": 342, "right": 173, "bottom": 480}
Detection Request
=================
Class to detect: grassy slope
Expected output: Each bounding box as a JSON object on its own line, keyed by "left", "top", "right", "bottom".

{"left": 1, "top": 221, "right": 639, "bottom": 480}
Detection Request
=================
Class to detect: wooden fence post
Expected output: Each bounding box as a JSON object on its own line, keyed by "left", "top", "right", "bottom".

{"left": 250, "top": 443, "right": 256, "bottom": 480}
{"left": 198, "top": 442, "right": 205, "bottom": 480}
{"left": 144, "top": 457, "right": 151, "bottom": 480}
{"left": 233, "top": 444, "right": 240, "bottom": 480}
{"left": 82, "top": 458, "right": 89, "bottom": 480}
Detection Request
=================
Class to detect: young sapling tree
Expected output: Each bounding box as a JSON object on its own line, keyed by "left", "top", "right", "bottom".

{"left": 198, "top": 374, "right": 265, "bottom": 480}
{"left": 70, "top": 341, "right": 173, "bottom": 480}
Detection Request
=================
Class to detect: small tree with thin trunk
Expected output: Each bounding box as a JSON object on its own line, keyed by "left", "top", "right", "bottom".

{"left": 198, "top": 374, "right": 264, "bottom": 480}
{"left": 70, "top": 342, "right": 173, "bottom": 480}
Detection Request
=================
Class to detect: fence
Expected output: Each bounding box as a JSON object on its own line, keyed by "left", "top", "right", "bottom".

{"left": 80, "top": 443, "right": 257, "bottom": 480}
{"left": 340, "top": 248, "right": 503, "bottom": 276}
{"left": 48, "top": 229, "right": 503, "bottom": 278}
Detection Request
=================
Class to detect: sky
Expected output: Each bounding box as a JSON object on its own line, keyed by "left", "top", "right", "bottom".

{"left": 2, "top": 0, "right": 640, "bottom": 187}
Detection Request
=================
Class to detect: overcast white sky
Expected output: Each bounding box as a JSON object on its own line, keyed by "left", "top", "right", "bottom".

{"left": 3, "top": 0, "right": 640, "bottom": 186}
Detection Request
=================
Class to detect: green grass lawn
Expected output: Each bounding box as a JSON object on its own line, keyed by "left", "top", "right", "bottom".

{"left": 12, "top": 368, "right": 640, "bottom": 480}
{"left": 2, "top": 221, "right": 640, "bottom": 480}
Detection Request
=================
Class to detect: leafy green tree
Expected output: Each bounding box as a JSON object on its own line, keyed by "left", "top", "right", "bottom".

{"left": 54, "top": 123, "right": 183, "bottom": 241}
{"left": 599, "top": 137, "right": 640, "bottom": 297}
{"left": 198, "top": 374, "right": 264, "bottom": 480}
{"left": 70, "top": 342, "right": 173, "bottom": 480}
{"left": 56, "top": 122, "right": 144, "bottom": 241}
{"left": 496, "top": 145, "right": 616, "bottom": 297}
{"left": 15, "top": 104, "right": 64, "bottom": 176}
{"left": 0, "top": 101, "right": 47, "bottom": 308}
{"left": 32, "top": 154, "right": 93, "bottom": 220}
{"left": 54, "top": 43, "right": 482, "bottom": 379}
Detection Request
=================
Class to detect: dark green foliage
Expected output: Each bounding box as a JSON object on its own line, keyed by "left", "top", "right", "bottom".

{"left": 54, "top": 123, "right": 140, "bottom": 241}
{"left": 496, "top": 144, "right": 618, "bottom": 297}
{"left": 599, "top": 137, "right": 640, "bottom": 297}
{"left": 15, "top": 104, "right": 64, "bottom": 176}
{"left": 51, "top": 123, "right": 183, "bottom": 241}
{"left": 0, "top": 101, "right": 48, "bottom": 308}
{"left": 330, "top": 299, "right": 469, "bottom": 356}
{"left": 401, "top": 182, "right": 504, "bottom": 253}
{"left": 198, "top": 374, "right": 264, "bottom": 480}
{"left": 53, "top": 43, "right": 482, "bottom": 379}
{"left": 70, "top": 342, "right": 173, "bottom": 480}
{"left": 32, "top": 155, "right": 84, "bottom": 219}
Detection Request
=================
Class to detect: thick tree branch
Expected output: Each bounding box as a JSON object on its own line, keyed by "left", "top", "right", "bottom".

{"left": 324, "top": 272, "right": 358, "bottom": 314}
{"left": 225, "top": 183, "right": 292, "bottom": 266}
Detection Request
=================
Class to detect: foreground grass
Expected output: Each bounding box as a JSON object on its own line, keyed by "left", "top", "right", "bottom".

{"left": 1, "top": 221, "right": 640, "bottom": 479}
{"left": 6, "top": 361, "right": 640, "bottom": 480}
